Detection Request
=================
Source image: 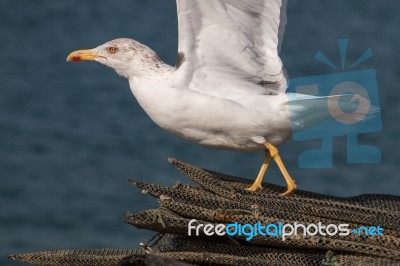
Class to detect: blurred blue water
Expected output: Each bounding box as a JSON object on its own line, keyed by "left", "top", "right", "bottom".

{"left": 1, "top": 1, "right": 399, "bottom": 265}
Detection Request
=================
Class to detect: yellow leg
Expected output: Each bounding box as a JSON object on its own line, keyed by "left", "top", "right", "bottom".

{"left": 246, "top": 151, "right": 272, "bottom": 192}
{"left": 264, "top": 142, "right": 297, "bottom": 196}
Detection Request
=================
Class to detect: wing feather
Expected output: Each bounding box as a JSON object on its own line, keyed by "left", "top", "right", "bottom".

{"left": 174, "top": 0, "right": 288, "bottom": 98}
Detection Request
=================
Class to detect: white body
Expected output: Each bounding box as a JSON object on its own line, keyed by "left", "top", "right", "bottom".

{"left": 129, "top": 67, "right": 291, "bottom": 151}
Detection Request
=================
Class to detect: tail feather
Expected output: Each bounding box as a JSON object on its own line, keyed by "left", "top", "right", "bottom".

{"left": 288, "top": 94, "right": 379, "bottom": 131}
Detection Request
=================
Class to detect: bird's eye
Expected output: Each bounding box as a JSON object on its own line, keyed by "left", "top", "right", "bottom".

{"left": 107, "top": 47, "right": 119, "bottom": 54}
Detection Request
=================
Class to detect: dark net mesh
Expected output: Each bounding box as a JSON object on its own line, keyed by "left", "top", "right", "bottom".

{"left": 9, "top": 158, "right": 400, "bottom": 266}
{"left": 8, "top": 249, "right": 141, "bottom": 266}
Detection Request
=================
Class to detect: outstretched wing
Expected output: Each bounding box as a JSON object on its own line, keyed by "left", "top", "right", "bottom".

{"left": 173, "top": 0, "right": 288, "bottom": 98}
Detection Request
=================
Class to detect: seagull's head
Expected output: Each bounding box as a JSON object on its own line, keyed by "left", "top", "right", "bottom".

{"left": 67, "top": 38, "right": 158, "bottom": 79}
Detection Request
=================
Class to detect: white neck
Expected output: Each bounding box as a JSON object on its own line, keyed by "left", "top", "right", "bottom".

{"left": 128, "top": 56, "right": 174, "bottom": 88}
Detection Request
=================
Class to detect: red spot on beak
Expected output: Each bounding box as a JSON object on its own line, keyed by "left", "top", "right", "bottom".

{"left": 71, "top": 54, "right": 81, "bottom": 62}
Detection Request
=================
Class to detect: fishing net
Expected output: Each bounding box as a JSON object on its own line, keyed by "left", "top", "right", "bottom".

{"left": 9, "top": 158, "right": 400, "bottom": 266}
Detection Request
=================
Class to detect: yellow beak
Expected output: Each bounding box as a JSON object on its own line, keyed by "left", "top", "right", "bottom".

{"left": 66, "top": 49, "right": 98, "bottom": 62}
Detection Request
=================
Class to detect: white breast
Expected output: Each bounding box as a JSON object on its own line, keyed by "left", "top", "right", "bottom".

{"left": 129, "top": 76, "right": 292, "bottom": 151}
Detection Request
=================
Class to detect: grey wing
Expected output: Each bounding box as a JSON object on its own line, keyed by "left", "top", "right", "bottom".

{"left": 173, "top": 0, "right": 288, "bottom": 98}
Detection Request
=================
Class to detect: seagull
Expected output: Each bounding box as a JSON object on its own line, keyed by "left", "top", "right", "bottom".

{"left": 67, "top": 0, "right": 373, "bottom": 196}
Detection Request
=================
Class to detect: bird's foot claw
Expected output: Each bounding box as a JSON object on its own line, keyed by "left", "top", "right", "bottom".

{"left": 280, "top": 182, "right": 297, "bottom": 197}
{"left": 245, "top": 184, "right": 262, "bottom": 192}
